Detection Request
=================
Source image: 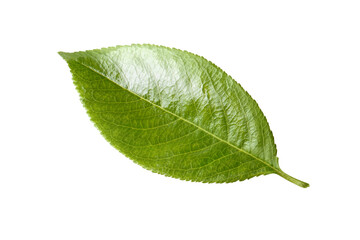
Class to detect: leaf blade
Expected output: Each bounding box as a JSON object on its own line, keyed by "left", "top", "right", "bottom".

{"left": 59, "top": 45, "right": 309, "bottom": 187}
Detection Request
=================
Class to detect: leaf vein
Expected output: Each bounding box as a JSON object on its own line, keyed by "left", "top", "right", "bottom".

{"left": 72, "top": 59, "right": 282, "bottom": 176}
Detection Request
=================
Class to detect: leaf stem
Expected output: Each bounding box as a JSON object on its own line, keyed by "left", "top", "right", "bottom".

{"left": 276, "top": 171, "right": 309, "bottom": 188}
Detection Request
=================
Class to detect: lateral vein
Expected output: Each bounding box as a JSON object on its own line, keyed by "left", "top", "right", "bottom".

{"left": 72, "top": 59, "right": 282, "bottom": 175}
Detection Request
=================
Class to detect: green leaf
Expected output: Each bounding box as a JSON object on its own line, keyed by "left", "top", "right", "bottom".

{"left": 59, "top": 44, "right": 309, "bottom": 188}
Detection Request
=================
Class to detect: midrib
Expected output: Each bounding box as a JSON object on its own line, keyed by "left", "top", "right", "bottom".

{"left": 74, "top": 59, "right": 283, "bottom": 176}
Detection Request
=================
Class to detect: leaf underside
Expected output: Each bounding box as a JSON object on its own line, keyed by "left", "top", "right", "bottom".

{"left": 59, "top": 44, "right": 309, "bottom": 188}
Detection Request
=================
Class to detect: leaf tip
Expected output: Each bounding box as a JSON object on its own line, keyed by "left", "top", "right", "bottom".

{"left": 58, "top": 51, "right": 72, "bottom": 61}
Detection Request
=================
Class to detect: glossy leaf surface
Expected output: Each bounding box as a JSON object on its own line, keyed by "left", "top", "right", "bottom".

{"left": 59, "top": 44, "right": 309, "bottom": 188}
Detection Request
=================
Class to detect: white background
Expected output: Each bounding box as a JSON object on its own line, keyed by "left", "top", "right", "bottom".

{"left": 1, "top": 0, "right": 359, "bottom": 239}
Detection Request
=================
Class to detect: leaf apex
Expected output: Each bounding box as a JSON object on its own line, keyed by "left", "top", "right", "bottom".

{"left": 58, "top": 51, "right": 72, "bottom": 61}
